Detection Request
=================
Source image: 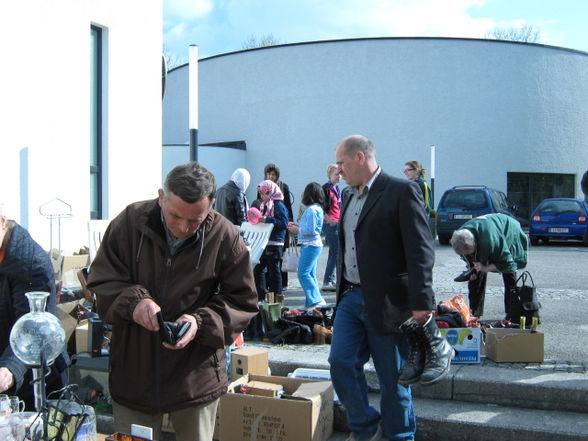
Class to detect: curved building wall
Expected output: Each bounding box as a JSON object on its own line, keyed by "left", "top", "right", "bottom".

{"left": 163, "top": 38, "right": 588, "bottom": 213}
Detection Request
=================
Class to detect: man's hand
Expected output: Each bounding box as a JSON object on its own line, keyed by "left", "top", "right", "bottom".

{"left": 132, "top": 298, "right": 161, "bottom": 331}
{"left": 412, "top": 310, "right": 434, "bottom": 324}
{"left": 162, "top": 314, "right": 198, "bottom": 350}
{"left": 0, "top": 367, "right": 15, "bottom": 393}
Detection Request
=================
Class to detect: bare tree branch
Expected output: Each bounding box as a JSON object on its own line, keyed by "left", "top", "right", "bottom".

{"left": 242, "top": 34, "right": 281, "bottom": 49}
{"left": 163, "top": 45, "right": 184, "bottom": 71}
{"left": 485, "top": 24, "right": 542, "bottom": 43}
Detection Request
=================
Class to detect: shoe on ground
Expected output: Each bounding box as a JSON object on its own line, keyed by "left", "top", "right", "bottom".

{"left": 346, "top": 424, "right": 383, "bottom": 441}
{"left": 306, "top": 300, "right": 327, "bottom": 313}
{"left": 321, "top": 283, "right": 337, "bottom": 292}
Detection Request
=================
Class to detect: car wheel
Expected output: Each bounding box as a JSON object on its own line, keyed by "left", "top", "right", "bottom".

{"left": 530, "top": 236, "right": 539, "bottom": 246}
{"left": 438, "top": 234, "right": 450, "bottom": 245}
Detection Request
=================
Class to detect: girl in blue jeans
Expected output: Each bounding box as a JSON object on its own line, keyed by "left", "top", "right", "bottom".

{"left": 288, "top": 182, "right": 326, "bottom": 311}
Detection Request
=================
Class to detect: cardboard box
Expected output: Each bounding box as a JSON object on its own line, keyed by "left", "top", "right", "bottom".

{"left": 61, "top": 254, "right": 90, "bottom": 287}
{"left": 243, "top": 380, "right": 284, "bottom": 397}
{"left": 75, "top": 321, "right": 90, "bottom": 354}
{"left": 440, "top": 327, "right": 482, "bottom": 363}
{"left": 484, "top": 328, "right": 544, "bottom": 362}
{"left": 56, "top": 299, "right": 86, "bottom": 343}
{"left": 230, "top": 347, "right": 269, "bottom": 380}
{"left": 50, "top": 249, "right": 89, "bottom": 285}
{"left": 219, "top": 374, "right": 333, "bottom": 441}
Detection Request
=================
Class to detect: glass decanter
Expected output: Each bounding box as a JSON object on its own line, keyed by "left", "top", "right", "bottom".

{"left": 9, "top": 291, "right": 65, "bottom": 367}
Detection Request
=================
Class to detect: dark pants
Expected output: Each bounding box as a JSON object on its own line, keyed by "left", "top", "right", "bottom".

{"left": 254, "top": 245, "right": 283, "bottom": 300}
{"left": 468, "top": 271, "right": 517, "bottom": 317}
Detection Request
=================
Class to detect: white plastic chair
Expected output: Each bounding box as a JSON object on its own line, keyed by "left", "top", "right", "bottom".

{"left": 239, "top": 221, "right": 274, "bottom": 265}
{"left": 88, "top": 220, "right": 111, "bottom": 263}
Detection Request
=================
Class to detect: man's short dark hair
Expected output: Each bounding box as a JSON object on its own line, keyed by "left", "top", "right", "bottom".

{"left": 302, "top": 182, "right": 326, "bottom": 208}
{"left": 264, "top": 163, "right": 280, "bottom": 180}
{"left": 163, "top": 162, "right": 216, "bottom": 203}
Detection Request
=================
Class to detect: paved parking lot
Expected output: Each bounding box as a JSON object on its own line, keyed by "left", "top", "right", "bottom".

{"left": 283, "top": 240, "right": 588, "bottom": 362}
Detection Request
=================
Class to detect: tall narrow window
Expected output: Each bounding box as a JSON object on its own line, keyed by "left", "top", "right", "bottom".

{"left": 90, "top": 26, "right": 102, "bottom": 219}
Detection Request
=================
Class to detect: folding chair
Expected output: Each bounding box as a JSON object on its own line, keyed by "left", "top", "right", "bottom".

{"left": 239, "top": 221, "right": 274, "bottom": 265}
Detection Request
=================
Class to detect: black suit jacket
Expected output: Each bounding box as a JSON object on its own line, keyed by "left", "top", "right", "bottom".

{"left": 336, "top": 171, "right": 436, "bottom": 333}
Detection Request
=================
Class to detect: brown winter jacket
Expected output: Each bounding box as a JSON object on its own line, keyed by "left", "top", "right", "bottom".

{"left": 87, "top": 199, "right": 258, "bottom": 414}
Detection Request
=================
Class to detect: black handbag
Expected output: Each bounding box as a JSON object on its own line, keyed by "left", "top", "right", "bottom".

{"left": 507, "top": 271, "right": 541, "bottom": 325}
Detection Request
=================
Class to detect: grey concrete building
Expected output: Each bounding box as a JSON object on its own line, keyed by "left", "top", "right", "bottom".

{"left": 163, "top": 37, "right": 588, "bottom": 219}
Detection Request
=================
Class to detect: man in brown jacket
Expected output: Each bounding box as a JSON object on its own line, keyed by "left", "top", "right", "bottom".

{"left": 88, "top": 162, "right": 258, "bottom": 441}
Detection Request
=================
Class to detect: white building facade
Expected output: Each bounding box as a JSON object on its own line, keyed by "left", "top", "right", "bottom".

{"left": 163, "top": 38, "right": 588, "bottom": 220}
{"left": 1, "top": 0, "right": 162, "bottom": 251}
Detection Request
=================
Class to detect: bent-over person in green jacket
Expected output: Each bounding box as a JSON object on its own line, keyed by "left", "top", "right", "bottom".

{"left": 450, "top": 213, "right": 528, "bottom": 318}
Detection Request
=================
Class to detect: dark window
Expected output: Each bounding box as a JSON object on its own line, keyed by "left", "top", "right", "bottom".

{"left": 440, "top": 191, "right": 487, "bottom": 210}
{"left": 507, "top": 172, "right": 575, "bottom": 223}
{"left": 536, "top": 200, "right": 583, "bottom": 214}
{"left": 90, "top": 26, "right": 103, "bottom": 219}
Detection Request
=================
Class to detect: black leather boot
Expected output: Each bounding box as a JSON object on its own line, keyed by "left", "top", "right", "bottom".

{"left": 398, "top": 318, "right": 426, "bottom": 386}
{"left": 416, "top": 315, "right": 455, "bottom": 386}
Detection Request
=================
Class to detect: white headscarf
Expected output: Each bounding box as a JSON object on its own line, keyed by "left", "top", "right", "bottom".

{"left": 231, "top": 168, "right": 251, "bottom": 193}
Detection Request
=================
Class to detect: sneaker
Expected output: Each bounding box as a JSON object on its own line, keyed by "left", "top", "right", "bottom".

{"left": 321, "top": 283, "right": 336, "bottom": 292}
{"left": 306, "top": 300, "right": 327, "bottom": 313}
{"left": 347, "top": 424, "right": 383, "bottom": 441}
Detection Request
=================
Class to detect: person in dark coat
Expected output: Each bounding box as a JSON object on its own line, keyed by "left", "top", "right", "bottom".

{"left": 328, "top": 135, "right": 453, "bottom": 441}
{"left": 0, "top": 205, "right": 68, "bottom": 410}
{"left": 214, "top": 168, "right": 250, "bottom": 225}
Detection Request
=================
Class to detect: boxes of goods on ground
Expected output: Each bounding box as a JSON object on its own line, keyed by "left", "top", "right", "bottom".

{"left": 217, "top": 374, "right": 333, "bottom": 441}
{"left": 439, "top": 327, "right": 482, "bottom": 363}
{"left": 230, "top": 347, "right": 269, "bottom": 380}
{"left": 484, "top": 328, "right": 544, "bottom": 362}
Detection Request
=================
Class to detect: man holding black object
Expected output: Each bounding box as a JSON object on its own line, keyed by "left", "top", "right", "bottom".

{"left": 328, "top": 135, "right": 453, "bottom": 441}
{"left": 88, "top": 162, "right": 258, "bottom": 441}
{"left": 450, "top": 213, "right": 528, "bottom": 319}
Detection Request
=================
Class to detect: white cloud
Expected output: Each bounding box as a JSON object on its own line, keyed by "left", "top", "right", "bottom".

{"left": 323, "top": 0, "right": 497, "bottom": 39}
{"left": 165, "top": 0, "right": 214, "bottom": 20}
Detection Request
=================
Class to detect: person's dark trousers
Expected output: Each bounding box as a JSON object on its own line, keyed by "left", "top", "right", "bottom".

{"left": 467, "top": 272, "right": 487, "bottom": 317}
{"left": 502, "top": 271, "right": 518, "bottom": 317}
{"left": 321, "top": 223, "right": 339, "bottom": 286}
{"left": 281, "top": 243, "right": 289, "bottom": 289}
{"left": 469, "top": 271, "right": 518, "bottom": 317}
{"left": 254, "top": 245, "right": 283, "bottom": 301}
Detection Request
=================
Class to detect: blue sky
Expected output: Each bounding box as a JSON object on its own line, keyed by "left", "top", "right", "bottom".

{"left": 163, "top": 0, "right": 588, "bottom": 62}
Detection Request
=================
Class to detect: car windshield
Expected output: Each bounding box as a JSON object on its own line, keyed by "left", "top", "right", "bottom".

{"left": 537, "top": 200, "right": 582, "bottom": 214}
{"left": 441, "top": 191, "right": 487, "bottom": 210}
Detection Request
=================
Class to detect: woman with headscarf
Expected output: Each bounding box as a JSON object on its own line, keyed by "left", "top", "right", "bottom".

{"left": 253, "top": 180, "right": 289, "bottom": 301}
{"left": 214, "top": 168, "right": 250, "bottom": 225}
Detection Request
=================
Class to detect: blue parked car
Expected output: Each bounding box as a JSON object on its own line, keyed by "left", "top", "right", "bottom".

{"left": 529, "top": 198, "right": 588, "bottom": 245}
{"left": 436, "top": 185, "right": 516, "bottom": 245}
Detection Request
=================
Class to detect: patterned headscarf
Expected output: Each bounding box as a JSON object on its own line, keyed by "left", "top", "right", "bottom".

{"left": 257, "top": 179, "right": 284, "bottom": 216}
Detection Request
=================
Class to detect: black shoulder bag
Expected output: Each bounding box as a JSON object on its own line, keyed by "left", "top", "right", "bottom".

{"left": 507, "top": 271, "right": 541, "bottom": 325}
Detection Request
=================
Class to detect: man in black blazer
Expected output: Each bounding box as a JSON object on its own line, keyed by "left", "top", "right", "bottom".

{"left": 328, "top": 135, "right": 453, "bottom": 441}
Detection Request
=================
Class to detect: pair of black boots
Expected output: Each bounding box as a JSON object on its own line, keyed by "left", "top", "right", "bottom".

{"left": 398, "top": 315, "right": 455, "bottom": 386}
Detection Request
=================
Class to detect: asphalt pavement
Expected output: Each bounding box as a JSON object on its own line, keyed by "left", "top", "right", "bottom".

{"left": 281, "top": 240, "right": 588, "bottom": 362}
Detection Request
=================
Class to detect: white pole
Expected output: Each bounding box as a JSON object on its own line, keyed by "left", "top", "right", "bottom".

{"left": 430, "top": 145, "right": 436, "bottom": 208}
{"left": 189, "top": 45, "right": 199, "bottom": 161}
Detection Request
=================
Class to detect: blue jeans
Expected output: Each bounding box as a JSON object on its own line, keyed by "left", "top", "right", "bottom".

{"left": 328, "top": 288, "right": 415, "bottom": 441}
{"left": 322, "top": 223, "right": 339, "bottom": 285}
{"left": 298, "top": 245, "right": 324, "bottom": 308}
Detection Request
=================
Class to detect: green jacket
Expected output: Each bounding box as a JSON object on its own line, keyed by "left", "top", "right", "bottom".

{"left": 459, "top": 214, "right": 527, "bottom": 273}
